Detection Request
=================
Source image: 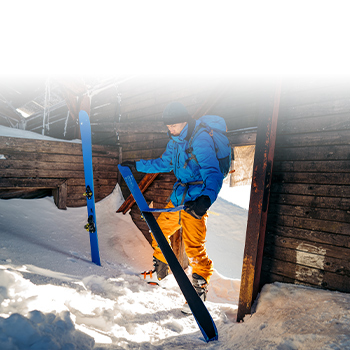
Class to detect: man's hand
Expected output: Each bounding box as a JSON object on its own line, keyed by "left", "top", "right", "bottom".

{"left": 120, "top": 161, "right": 136, "bottom": 171}
{"left": 184, "top": 195, "right": 211, "bottom": 219}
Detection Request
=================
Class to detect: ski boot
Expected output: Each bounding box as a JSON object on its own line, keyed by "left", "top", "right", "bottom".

{"left": 140, "top": 256, "right": 169, "bottom": 285}
{"left": 181, "top": 273, "right": 208, "bottom": 314}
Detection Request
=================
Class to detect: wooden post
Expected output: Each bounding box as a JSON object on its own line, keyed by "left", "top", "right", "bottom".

{"left": 53, "top": 181, "right": 67, "bottom": 210}
{"left": 236, "top": 82, "right": 281, "bottom": 322}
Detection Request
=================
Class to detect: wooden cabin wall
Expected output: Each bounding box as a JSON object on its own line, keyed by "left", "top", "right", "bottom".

{"left": 0, "top": 136, "right": 119, "bottom": 208}
{"left": 261, "top": 79, "right": 350, "bottom": 293}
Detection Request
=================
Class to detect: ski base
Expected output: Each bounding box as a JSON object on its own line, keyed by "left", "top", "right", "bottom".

{"left": 79, "top": 110, "right": 101, "bottom": 266}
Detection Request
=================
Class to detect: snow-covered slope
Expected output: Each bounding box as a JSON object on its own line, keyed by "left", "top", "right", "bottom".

{"left": 0, "top": 186, "right": 349, "bottom": 349}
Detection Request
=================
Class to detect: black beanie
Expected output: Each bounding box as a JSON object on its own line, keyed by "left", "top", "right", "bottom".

{"left": 162, "top": 102, "right": 190, "bottom": 125}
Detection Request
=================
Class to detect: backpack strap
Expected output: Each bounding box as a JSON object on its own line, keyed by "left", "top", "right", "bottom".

{"left": 183, "top": 122, "right": 208, "bottom": 169}
{"left": 185, "top": 118, "right": 196, "bottom": 142}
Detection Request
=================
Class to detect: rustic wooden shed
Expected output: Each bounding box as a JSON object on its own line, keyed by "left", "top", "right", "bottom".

{"left": 0, "top": 76, "right": 349, "bottom": 323}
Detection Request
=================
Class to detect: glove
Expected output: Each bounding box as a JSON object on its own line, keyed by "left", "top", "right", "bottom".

{"left": 184, "top": 195, "right": 211, "bottom": 219}
{"left": 120, "top": 161, "right": 136, "bottom": 171}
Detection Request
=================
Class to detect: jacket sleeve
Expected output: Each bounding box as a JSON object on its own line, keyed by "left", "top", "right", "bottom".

{"left": 136, "top": 140, "right": 174, "bottom": 173}
{"left": 192, "top": 132, "right": 223, "bottom": 204}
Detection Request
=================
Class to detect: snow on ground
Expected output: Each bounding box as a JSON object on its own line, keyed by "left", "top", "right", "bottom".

{"left": 0, "top": 186, "right": 349, "bottom": 349}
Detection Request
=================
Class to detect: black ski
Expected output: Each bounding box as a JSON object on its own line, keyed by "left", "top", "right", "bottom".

{"left": 118, "top": 165, "right": 218, "bottom": 342}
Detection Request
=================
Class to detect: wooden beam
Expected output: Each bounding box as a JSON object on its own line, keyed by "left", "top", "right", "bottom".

{"left": 53, "top": 181, "right": 67, "bottom": 210}
{"left": 236, "top": 82, "right": 281, "bottom": 322}
{"left": 227, "top": 127, "right": 257, "bottom": 147}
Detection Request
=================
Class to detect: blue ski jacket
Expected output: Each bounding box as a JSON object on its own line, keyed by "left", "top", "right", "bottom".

{"left": 136, "top": 121, "right": 224, "bottom": 207}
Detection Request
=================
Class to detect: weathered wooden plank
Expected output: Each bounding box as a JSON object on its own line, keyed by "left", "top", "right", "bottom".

{"left": 270, "top": 193, "right": 350, "bottom": 211}
{"left": 278, "top": 112, "right": 350, "bottom": 134}
{"left": 122, "top": 148, "right": 165, "bottom": 160}
{"left": 272, "top": 171, "right": 350, "bottom": 185}
{"left": 1, "top": 168, "right": 117, "bottom": 180}
{"left": 271, "top": 182, "right": 350, "bottom": 197}
{"left": 67, "top": 178, "right": 112, "bottom": 186}
{"left": 227, "top": 128, "right": 257, "bottom": 147}
{"left": 113, "top": 122, "right": 167, "bottom": 134}
{"left": 154, "top": 173, "right": 177, "bottom": 182}
{"left": 279, "top": 82, "right": 350, "bottom": 109}
{"left": 274, "top": 145, "right": 350, "bottom": 161}
{"left": 144, "top": 188, "right": 172, "bottom": 198}
{"left": 120, "top": 138, "right": 169, "bottom": 152}
{"left": 118, "top": 132, "right": 168, "bottom": 144}
{"left": 264, "top": 243, "right": 350, "bottom": 276}
{"left": 0, "top": 188, "right": 52, "bottom": 199}
{"left": 67, "top": 183, "right": 116, "bottom": 194}
{"left": 269, "top": 203, "right": 350, "bottom": 223}
{"left": 275, "top": 129, "right": 350, "bottom": 148}
{"left": 279, "top": 97, "right": 350, "bottom": 120}
{"left": 260, "top": 271, "right": 296, "bottom": 285}
{"left": 262, "top": 257, "right": 350, "bottom": 292}
{"left": 268, "top": 214, "right": 350, "bottom": 236}
{"left": 264, "top": 233, "right": 350, "bottom": 261}
{"left": 0, "top": 160, "right": 118, "bottom": 173}
{"left": 274, "top": 160, "right": 350, "bottom": 173}
{"left": 0, "top": 151, "right": 118, "bottom": 165}
{"left": 266, "top": 224, "right": 350, "bottom": 249}
{"left": 148, "top": 181, "right": 176, "bottom": 190}
{"left": 0, "top": 136, "right": 119, "bottom": 158}
{"left": 0, "top": 137, "right": 82, "bottom": 155}
{"left": 0, "top": 178, "right": 65, "bottom": 188}
{"left": 225, "top": 113, "right": 258, "bottom": 132}
{"left": 67, "top": 187, "right": 115, "bottom": 202}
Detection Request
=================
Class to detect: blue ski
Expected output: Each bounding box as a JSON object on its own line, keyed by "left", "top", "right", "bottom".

{"left": 118, "top": 165, "right": 218, "bottom": 342}
{"left": 79, "top": 110, "right": 101, "bottom": 266}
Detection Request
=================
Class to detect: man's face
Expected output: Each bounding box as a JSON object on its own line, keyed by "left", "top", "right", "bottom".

{"left": 166, "top": 122, "right": 187, "bottom": 136}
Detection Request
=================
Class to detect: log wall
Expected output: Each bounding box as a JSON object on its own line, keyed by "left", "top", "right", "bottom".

{"left": 0, "top": 136, "right": 119, "bottom": 208}
{"left": 261, "top": 80, "right": 350, "bottom": 293}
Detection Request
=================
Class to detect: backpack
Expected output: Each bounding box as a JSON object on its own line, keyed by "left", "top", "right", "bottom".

{"left": 184, "top": 115, "right": 232, "bottom": 178}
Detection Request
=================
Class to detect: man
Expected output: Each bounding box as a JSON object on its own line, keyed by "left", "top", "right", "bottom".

{"left": 121, "top": 101, "right": 223, "bottom": 311}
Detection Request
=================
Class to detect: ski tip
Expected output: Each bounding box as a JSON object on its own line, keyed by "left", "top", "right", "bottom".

{"left": 203, "top": 330, "right": 218, "bottom": 343}
{"left": 207, "top": 333, "right": 219, "bottom": 342}
{"left": 196, "top": 318, "right": 218, "bottom": 343}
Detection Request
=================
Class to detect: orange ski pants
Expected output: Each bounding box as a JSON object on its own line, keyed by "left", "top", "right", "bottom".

{"left": 151, "top": 202, "right": 213, "bottom": 283}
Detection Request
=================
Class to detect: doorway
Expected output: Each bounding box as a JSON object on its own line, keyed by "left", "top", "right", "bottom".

{"left": 206, "top": 145, "right": 255, "bottom": 279}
